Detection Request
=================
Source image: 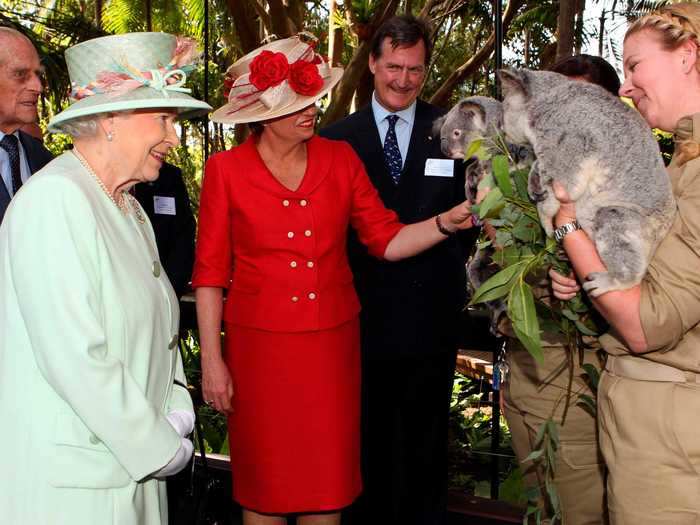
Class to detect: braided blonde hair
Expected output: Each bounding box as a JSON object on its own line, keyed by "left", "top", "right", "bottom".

{"left": 626, "top": 3, "right": 700, "bottom": 164}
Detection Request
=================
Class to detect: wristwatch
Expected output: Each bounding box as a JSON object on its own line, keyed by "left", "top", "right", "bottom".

{"left": 553, "top": 220, "right": 581, "bottom": 243}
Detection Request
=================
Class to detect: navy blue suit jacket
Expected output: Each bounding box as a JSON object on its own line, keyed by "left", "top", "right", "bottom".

{"left": 0, "top": 131, "right": 53, "bottom": 223}
{"left": 320, "top": 100, "right": 476, "bottom": 358}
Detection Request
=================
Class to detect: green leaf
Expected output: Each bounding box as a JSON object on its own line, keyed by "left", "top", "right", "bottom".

{"left": 478, "top": 186, "right": 504, "bottom": 219}
{"left": 465, "top": 138, "right": 484, "bottom": 159}
{"left": 495, "top": 229, "right": 514, "bottom": 247}
{"left": 509, "top": 281, "right": 544, "bottom": 363}
{"left": 575, "top": 320, "right": 599, "bottom": 336}
{"left": 492, "top": 155, "right": 513, "bottom": 197}
{"left": 470, "top": 260, "right": 527, "bottom": 305}
{"left": 512, "top": 215, "right": 542, "bottom": 243}
{"left": 499, "top": 468, "right": 528, "bottom": 505}
{"left": 581, "top": 363, "right": 601, "bottom": 390}
{"left": 546, "top": 419, "right": 560, "bottom": 446}
{"left": 546, "top": 478, "right": 561, "bottom": 514}
{"left": 524, "top": 448, "right": 544, "bottom": 462}
{"left": 561, "top": 308, "right": 579, "bottom": 321}
{"left": 577, "top": 394, "right": 597, "bottom": 417}
{"left": 512, "top": 168, "right": 530, "bottom": 200}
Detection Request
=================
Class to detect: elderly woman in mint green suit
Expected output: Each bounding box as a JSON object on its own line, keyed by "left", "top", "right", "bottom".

{"left": 0, "top": 33, "right": 211, "bottom": 524}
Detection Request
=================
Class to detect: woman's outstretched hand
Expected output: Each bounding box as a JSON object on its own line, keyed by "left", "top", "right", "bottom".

{"left": 443, "top": 200, "right": 476, "bottom": 231}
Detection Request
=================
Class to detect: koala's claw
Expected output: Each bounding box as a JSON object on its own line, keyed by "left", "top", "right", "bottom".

{"left": 529, "top": 189, "right": 548, "bottom": 203}
{"left": 582, "top": 271, "right": 623, "bottom": 298}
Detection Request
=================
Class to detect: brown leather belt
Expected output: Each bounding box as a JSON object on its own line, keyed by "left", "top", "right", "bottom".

{"left": 606, "top": 355, "right": 700, "bottom": 383}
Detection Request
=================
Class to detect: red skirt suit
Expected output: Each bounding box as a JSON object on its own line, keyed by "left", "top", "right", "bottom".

{"left": 191, "top": 135, "right": 402, "bottom": 513}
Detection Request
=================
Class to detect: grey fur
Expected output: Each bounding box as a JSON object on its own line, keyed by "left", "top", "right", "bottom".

{"left": 435, "top": 96, "right": 513, "bottom": 333}
{"left": 433, "top": 95, "right": 504, "bottom": 160}
{"left": 498, "top": 68, "right": 677, "bottom": 297}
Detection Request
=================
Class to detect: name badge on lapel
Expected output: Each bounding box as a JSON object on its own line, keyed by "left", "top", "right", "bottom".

{"left": 424, "top": 158, "right": 454, "bottom": 177}
{"left": 154, "top": 196, "right": 176, "bottom": 215}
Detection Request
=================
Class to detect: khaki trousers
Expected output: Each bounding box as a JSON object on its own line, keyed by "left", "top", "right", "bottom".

{"left": 598, "top": 369, "right": 700, "bottom": 524}
{"left": 503, "top": 344, "right": 608, "bottom": 525}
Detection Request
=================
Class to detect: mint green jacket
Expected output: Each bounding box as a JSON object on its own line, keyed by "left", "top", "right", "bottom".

{"left": 0, "top": 152, "right": 192, "bottom": 524}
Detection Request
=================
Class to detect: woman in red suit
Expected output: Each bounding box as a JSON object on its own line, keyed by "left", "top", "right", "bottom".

{"left": 192, "top": 34, "right": 474, "bottom": 525}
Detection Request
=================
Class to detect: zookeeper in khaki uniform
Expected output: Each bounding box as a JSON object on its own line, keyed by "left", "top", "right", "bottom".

{"left": 551, "top": 3, "right": 700, "bottom": 522}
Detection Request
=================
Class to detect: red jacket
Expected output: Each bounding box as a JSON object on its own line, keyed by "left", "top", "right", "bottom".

{"left": 192, "top": 135, "right": 403, "bottom": 332}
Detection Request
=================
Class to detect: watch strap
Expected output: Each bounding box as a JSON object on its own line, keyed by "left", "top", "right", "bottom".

{"left": 554, "top": 220, "right": 581, "bottom": 242}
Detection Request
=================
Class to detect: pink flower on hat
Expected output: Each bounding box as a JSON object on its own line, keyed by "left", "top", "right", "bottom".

{"left": 249, "top": 50, "right": 290, "bottom": 91}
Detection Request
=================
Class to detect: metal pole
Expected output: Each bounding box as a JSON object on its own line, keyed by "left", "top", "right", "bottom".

{"left": 491, "top": 0, "right": 504, "bottom": 500}
{"left": 494, "top": 0, "right": 503, "bottom": 100}
{"left": 203, "top": 0, "right": 210, "bottom": 160}
{"left": 490, "top": 339, "right": 504, "bottom": 499}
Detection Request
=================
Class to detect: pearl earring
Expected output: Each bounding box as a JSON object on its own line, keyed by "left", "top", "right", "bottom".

{"left": 106, "top": 131, "right": 113, "bottom": 141}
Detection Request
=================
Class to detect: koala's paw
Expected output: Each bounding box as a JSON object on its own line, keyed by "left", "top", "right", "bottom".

{"left": 527, "top": 161, "right": 548, "bottom": 202}
{"left": 582, "top": 272, "right": 623, "bottom": 298}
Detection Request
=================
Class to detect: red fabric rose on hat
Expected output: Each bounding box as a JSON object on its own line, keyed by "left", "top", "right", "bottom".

{"left": 249, "top": 50, "right": 289, "bottom": 91}
{"left": 288, "top": 60, "right": 324, "bottom": 96}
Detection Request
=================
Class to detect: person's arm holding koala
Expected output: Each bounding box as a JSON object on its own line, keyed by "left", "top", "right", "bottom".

{"left": 549, "top": 183, "right": 648, "bottom": 353}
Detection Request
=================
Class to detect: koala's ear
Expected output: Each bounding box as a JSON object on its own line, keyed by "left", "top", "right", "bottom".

{"left": 432, "top": 114, "right": 446, "bottom": 138}
{"left": 498, "top": 69, "right": 530, "bottom": 99}
{"left": 458, "top": 101, "right": 485, "bottom": 122}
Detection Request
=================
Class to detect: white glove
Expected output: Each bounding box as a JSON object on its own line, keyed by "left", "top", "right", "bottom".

{"left": 166, "top": 409, "right": 195, "bottom": 437}
{"left": 153, "top": 437, "right": 194, "bottom": 478}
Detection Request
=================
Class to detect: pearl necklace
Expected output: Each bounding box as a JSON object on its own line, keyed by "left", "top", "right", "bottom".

{"left": 72, "top": 149, "right": 127, "bottom": 214}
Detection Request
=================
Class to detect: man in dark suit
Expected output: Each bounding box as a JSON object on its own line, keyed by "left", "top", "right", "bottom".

{"left": 132, "top": 162, "right": 196, "bottom": 298}
{"left": 0, "top": 27, "right": 53, "bottom": 223}
{"left": 321, "top": 15, "right": 475, "bottom": 525}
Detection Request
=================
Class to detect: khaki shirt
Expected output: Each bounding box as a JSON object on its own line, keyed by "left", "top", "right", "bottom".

{"left": 601, "top": 113, "right": 700, "bottom": 372}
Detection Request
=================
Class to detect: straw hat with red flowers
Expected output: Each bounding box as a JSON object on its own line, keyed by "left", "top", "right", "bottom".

{"left": 213, "top": 33, "right": 343, "bottom": 125}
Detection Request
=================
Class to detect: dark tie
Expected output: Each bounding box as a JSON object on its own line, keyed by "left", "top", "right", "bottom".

{"left": 0, "top": 134, "right": 22, "bottom": 195}
{"left": 383, "top": 115, "right": 402, "bottom": 184}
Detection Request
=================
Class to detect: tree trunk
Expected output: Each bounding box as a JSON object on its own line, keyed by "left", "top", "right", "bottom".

{"left": 320, "top": 0, "right": 401, "bottom": 126}
{"left": 556, "top": 0, "right": 577, "bottom": 62}
{"left": 598, "top": 8, "right": 606, "bottom": 57}
{"left": 328, "top": 0, "right": 344, "bottom": 66}
{"left": 429, "top": 0, "right": 524, "bottom": 108}
{"left": 355, "top": 65, "right": 374, "bottom": 109}
{"left": 145, "top": 0, "right": 152, "bottom": 31}
{"left": 228, "top": 0, "right": 260, "bottom": 54}
{"left": 574, "top": 0, "right": 586, "bottom": 55}
{"left": 95, "top": 0, "right": 103, "bottom": 28}
{"left": 267, "top": 0, "right": 295, "bottom": 37}
{"left": 286, "top": 0, "right": 305, "bottom": 34}
{"left": 524, "top": 27, "right": 530, "bottom": 66}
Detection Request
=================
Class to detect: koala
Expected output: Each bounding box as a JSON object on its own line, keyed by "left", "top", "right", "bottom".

{"left": 434, "top": 96, "right": 519, "bottom": 333}
{"left": 498, "top": 68, "right": 677, "bottom": 297}
{"left": 433, "top": 95, "right": 505, "bottom": 159}
{"left": 434, "top": 96, "right": 533, "bottom": 202}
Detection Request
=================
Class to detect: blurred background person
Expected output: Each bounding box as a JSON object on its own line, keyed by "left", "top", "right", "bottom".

{"left": 0, "top": 27, "right": 52, "bottom": 224}
{"left": 132, "top": 161, "right": 196, "bottom": 298}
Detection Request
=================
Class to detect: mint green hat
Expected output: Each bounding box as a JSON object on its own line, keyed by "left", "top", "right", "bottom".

{"left": 48, "top": 32, "right": 212, "bottom": 132}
